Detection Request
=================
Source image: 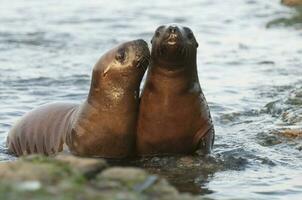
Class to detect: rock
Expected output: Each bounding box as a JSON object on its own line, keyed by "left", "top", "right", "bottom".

{"left": 0, "top": 156, "right": 83, "bottom": 184}
{"left": 0, "top": 155, "right": 86, "bottom": 200}
{"left": 257, "top": 132, "right": 282, "bottom": 146}
{"left": 98, "top": 167, "right": 152, "bottom": 188}
{"left": 96, "top": 167, "right": 198, "bottom": 200}
{"left": 177, "top": 156, "right": 195, "bottom": 167}
{"left": 0, "top": 155, "right": 203, "bottom": 200}
{"left": 281, "top": 0, "right": 302, "bottom": 7}
{"left": 55, "top": 154, "right": 107, "bottom": 178}
{"left": 277, "top": 129, "right": 302, "bottom": 138}
{"left": 97, "top": 167, "right": 163, "bottom": 193}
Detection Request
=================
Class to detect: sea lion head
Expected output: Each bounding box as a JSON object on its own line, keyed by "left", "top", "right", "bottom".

{"left": 91, "top": 39, "right": 150, "bottom": 92}
{"left": 151, "top": 24, "right": 198, "bottom": 67}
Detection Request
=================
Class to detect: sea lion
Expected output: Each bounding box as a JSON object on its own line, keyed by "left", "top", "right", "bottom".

{"left": 6, "top": 39, "right": 150, "bottom": 158}
{"left": 136, "top": 24, "right": 214, "bottom": 156}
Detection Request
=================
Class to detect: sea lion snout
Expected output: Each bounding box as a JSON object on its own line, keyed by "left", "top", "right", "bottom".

{"left": 100, "top": 39, "right": 150, "bottom": 76}
{"left": 132, "top": 39, "right": 150, "bottom": 62}
{"left": 152, "top": 24, "right": 198, "bottom": 48}
{"left": 134, "top": 39, "right": 148, "bottom": 47}
{"left": 162, "top": 25, "right": 183, "bottom": 47}
{"left": 165, "top": 26, "right": 182, "bottom": 46}
{"left": 128, "top": 39, "right": 150, "bottom": 72}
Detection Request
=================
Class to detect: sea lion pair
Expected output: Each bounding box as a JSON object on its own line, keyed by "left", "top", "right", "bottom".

{"left": 6, "top": 24, "right": 214, "bottom": 158}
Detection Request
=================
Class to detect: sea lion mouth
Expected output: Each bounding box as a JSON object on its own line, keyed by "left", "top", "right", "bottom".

{"left": 166, "top": 33, "right": 179, "bottom": 45}
{"left": 162, "top": 25, "right": 183, "bottom": 47}
{"left": 164, "top": 32, "right": 182, "bottom": 46}
{"left": 158, "top": 33, "right": 184, "bottom": 58}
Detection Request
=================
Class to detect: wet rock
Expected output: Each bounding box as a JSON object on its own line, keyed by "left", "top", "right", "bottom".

{"left": 257, "top": 132, "right": 282, "bottom": 146}
{"left": 177, "top": 156, "right": 195, "bottom": 167}
{"left": 125, "top": 153, "right": 249, "bottom": 196}
{"left": 276, "top": 129, "right": 302, "bottom": 139}
{"left": 97, "top": 167, "right": 155, "bottom": 190}
{"left": 0, "top": 155, "right": 202, "bottom": 200}
{"left": 263, "top": 88, "right": 302, "bottom": 125}
{"left": 55, "top": 154, "right": 107, "bottom": 178}
{"left": 0, "top": 155, "right": 86, "bottom": 200}
{"left": 0, "top": 156, "right": 83, "bottom": 184}
{"left": 281, "top": 0, "right": 302, "bottom": 7}
{"left": 286, "top": 90, "right": 302, "bottom": 106}
{"left": 281, "top": 109, "right": 302, "bottom": 124}
{"left": 96, "top": 167, "right": 198, "bottom": 200}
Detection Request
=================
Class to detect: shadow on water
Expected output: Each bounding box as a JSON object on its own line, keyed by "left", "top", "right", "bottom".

{"left": 107, "top": 152, "right": 249, "bottom": 195}
{"left": 0, "top": 141, "right": 14, "bottom": 162}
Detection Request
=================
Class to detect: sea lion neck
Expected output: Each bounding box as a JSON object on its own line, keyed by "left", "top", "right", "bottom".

{"left": 150, "top": 60, "right": 197, "bottom": 77}
{"left": 151, "top": 52, "right": 197, "bottom": 70}
{"left": 147, "top": 63, "right": 199, "bottom": 94}
{"left": 87, "top": 66, "right": 140, "bottom": 100}
{"left": 87, "top": 79, "right": 140, "bottom": 107}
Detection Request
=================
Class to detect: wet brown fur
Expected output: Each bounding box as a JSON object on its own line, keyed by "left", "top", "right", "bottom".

{"left": 7, "top": 40, "right": 150, "bottom": 158}
{"left": 137, "top": 24, "right": 214, "bottom": 156}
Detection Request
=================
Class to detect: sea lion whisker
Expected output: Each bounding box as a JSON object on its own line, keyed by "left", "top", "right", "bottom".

{"left": 137, "top": 56, "right": 148, "bottom": 67}
{"left": 141, "top": 55, "right": 150, "bottom": 62}
{"left": 138, "top": 57, "right": 150, "bottom": 71}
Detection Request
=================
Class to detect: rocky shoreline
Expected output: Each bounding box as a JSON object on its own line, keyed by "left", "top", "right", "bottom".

{"left": 0, "top": 155, "right": 206, "bottom": 200}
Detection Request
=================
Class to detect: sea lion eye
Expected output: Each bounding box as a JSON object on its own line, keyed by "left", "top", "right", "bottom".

{"left": 116, "top": 49, "right": 126, "bottom": 62}
{"left": 155, "top": 31, "right": 160, "bottom": 37}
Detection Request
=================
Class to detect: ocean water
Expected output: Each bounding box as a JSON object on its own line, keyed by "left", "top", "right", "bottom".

{"left": 0, "top": 0, "right": 302, "bottom": 199}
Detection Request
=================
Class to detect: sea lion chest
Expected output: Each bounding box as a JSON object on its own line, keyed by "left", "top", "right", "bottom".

{"left": 137, "top": 70, "right": 211, "bottom": 155}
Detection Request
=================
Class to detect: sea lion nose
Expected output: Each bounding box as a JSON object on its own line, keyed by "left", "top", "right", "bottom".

{"left": 168, "top": 26, "right": 179, "bottom": 34}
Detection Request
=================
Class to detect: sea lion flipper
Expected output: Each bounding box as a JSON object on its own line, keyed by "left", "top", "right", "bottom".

{"left": 195, "top": 126, "right": 215, "bottom": 154}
